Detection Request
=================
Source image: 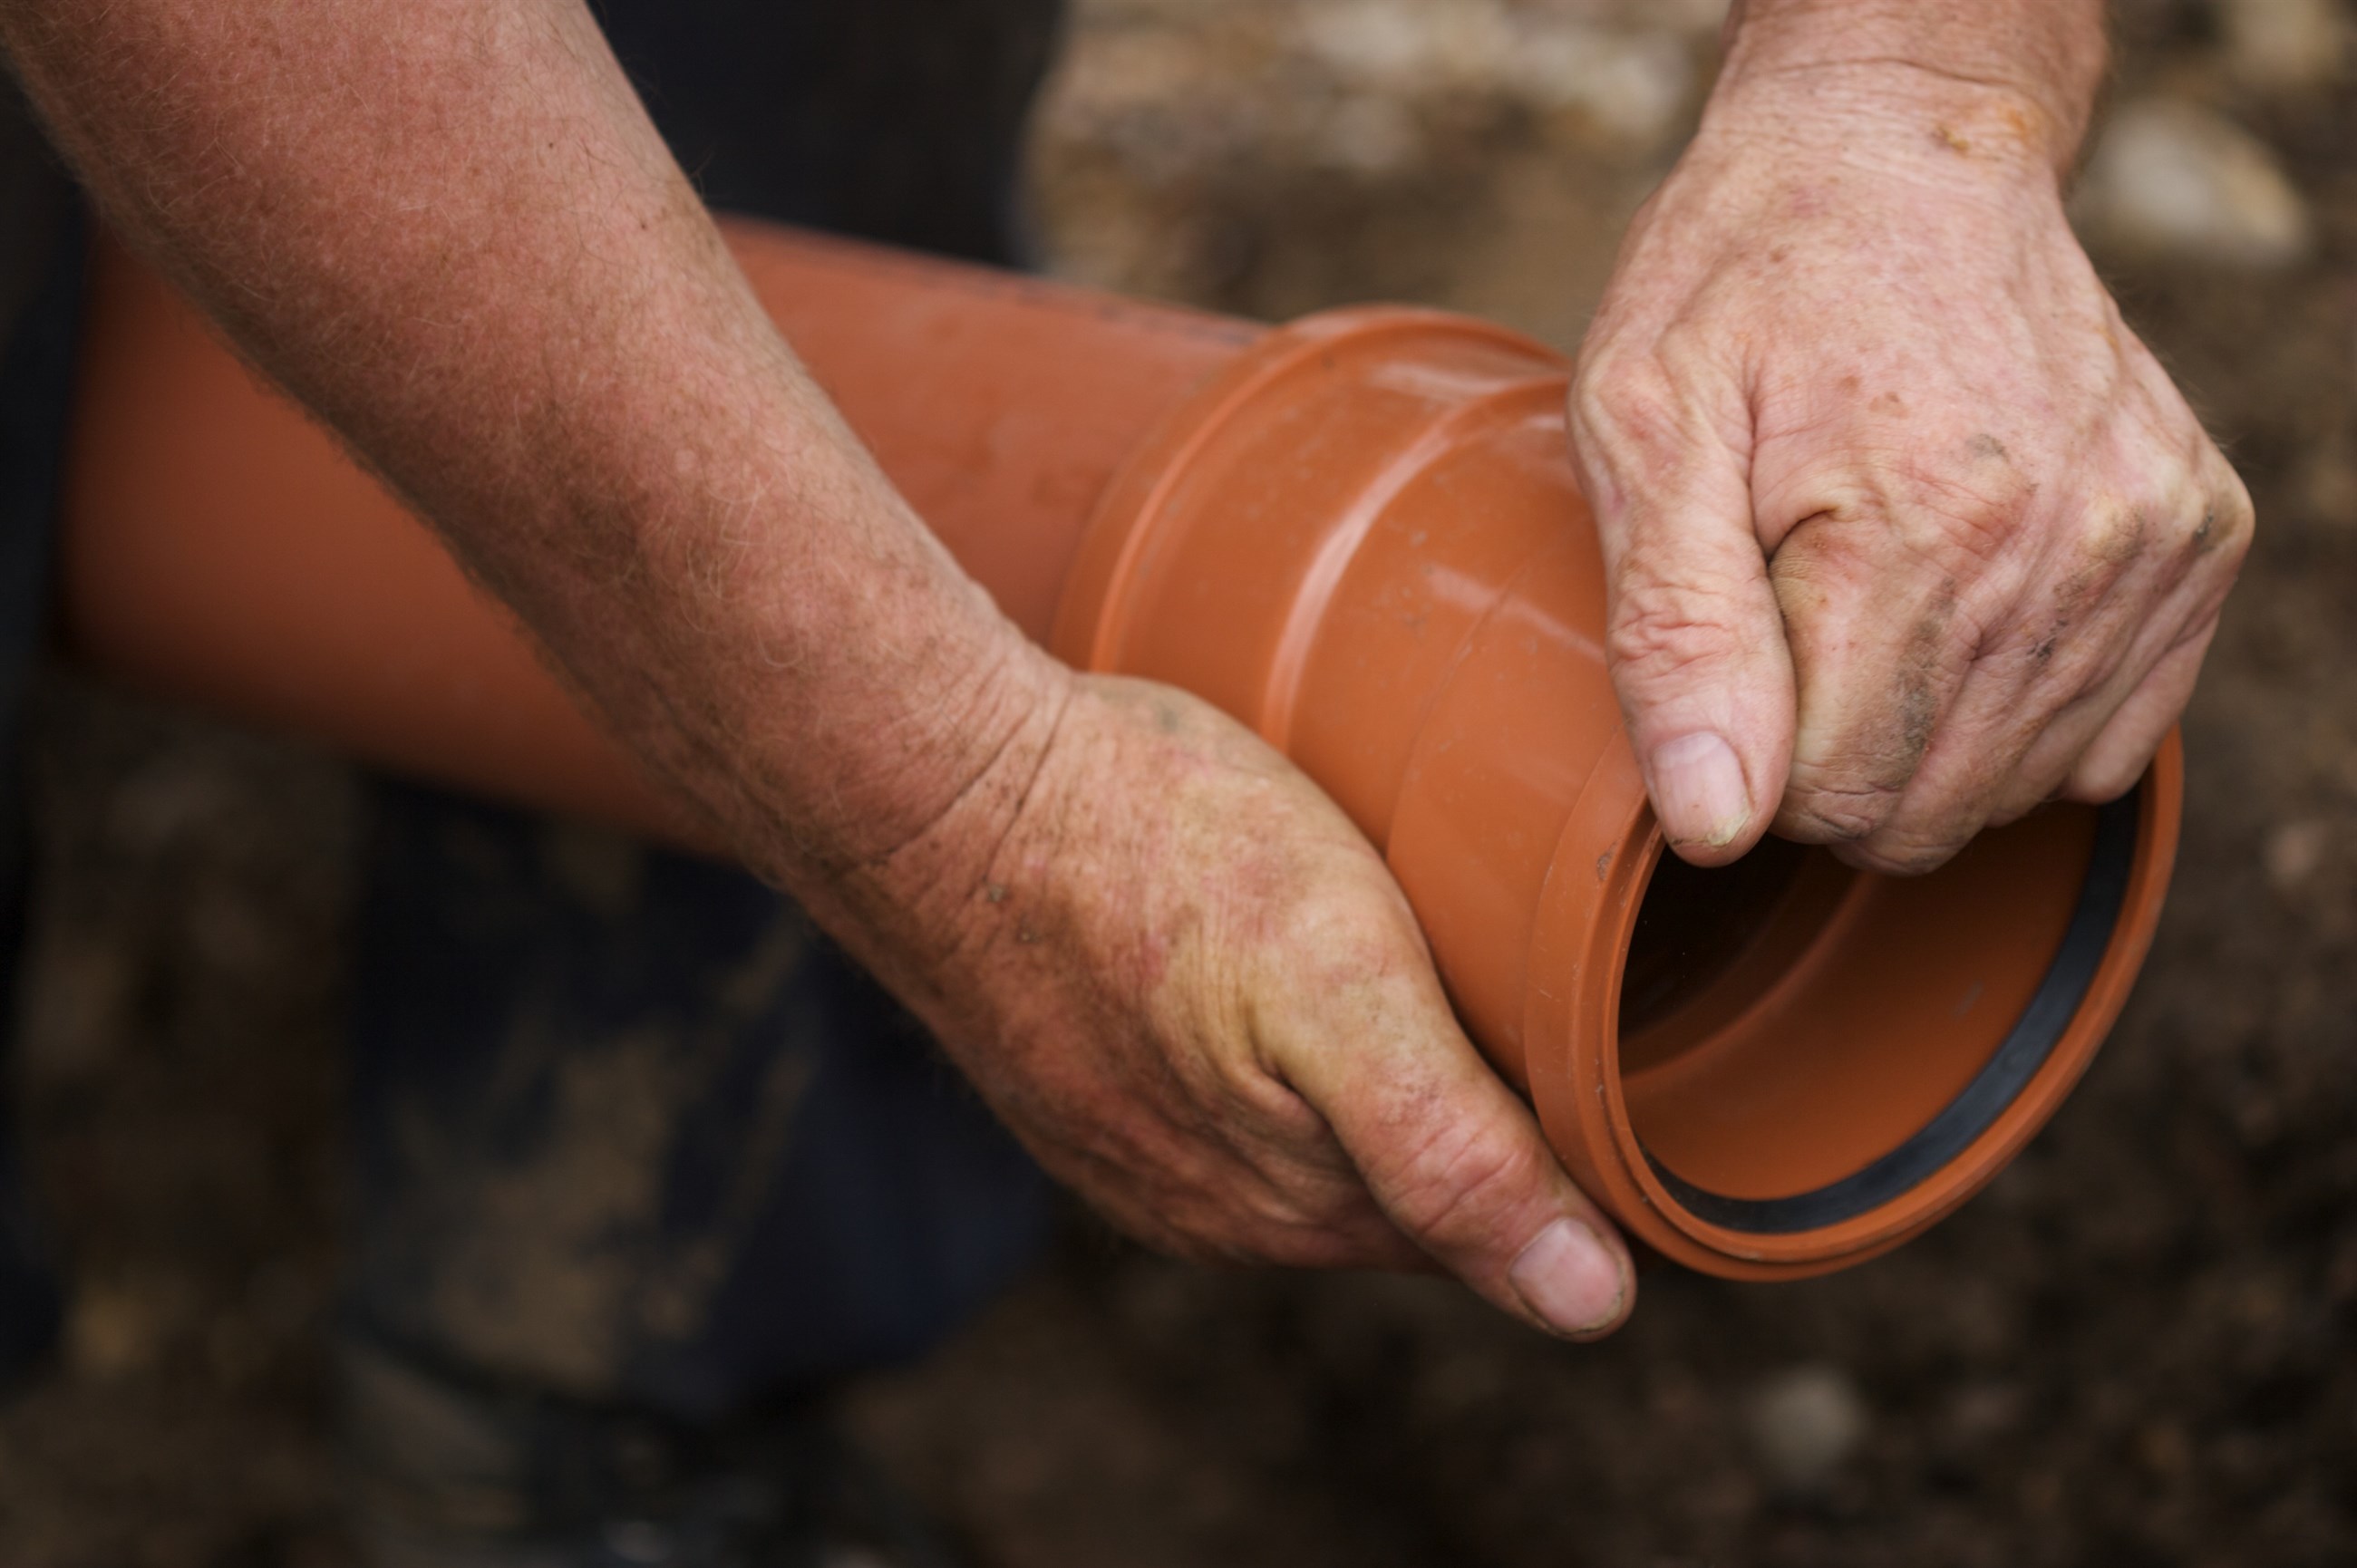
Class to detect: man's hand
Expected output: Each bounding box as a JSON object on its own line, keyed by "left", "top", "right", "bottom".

{"left": 1572, "top": 4, "right": 2252, "bottom": 874}
{"left": 855, "top": 669, "right": 1632, "bottom": 1340}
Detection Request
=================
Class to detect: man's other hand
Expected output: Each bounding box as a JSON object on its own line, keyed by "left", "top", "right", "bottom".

{"left": 866, "top": 673, "right": 1634, "bottom": 1341}
{"left": 1571, "top": 59, "right": 2251, "bottom": 875}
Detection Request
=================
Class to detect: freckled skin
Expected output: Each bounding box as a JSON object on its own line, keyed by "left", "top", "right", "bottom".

{"left": 1573, "top": 0, "right": 2253, "bottom": 876}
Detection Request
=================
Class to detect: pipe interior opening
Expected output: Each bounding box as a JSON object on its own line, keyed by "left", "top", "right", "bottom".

{"left": 1611, "top": 806, "right": 2105, "bottom": 1211}
{"left": 1618, "top": 837, "right": 1818, "bottom": 1042}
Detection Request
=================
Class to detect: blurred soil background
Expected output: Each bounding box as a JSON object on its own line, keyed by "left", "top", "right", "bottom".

{"left": 4, "top": 0, "right": 2355, "bottom": 1563}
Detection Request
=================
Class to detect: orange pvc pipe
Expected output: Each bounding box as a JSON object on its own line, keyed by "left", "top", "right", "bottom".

{"left": 58, "top": 218, "right": 2181, "bottom": 1279}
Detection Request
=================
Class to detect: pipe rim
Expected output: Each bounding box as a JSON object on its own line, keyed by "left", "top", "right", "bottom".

{"left": 1636, "top": 786, "right": 2142, "bottom": 1234}
{"left": 1527, "top": 731, "right": 2184, "bottom": 1279}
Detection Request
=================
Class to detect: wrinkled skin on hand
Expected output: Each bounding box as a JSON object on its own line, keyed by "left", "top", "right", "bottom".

{"left": 855, "top": 670, "right": 1634, "bottom": 1341}
{"left": 1571, "top": 73, "right": 2252, "bottom": 874}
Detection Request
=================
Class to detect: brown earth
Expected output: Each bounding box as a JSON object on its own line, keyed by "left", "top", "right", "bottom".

{"left": 4, "top": 2, "right": 2353, "bottom": 1564}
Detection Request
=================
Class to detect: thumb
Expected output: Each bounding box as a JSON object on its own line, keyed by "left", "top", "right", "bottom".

{"left": 1270, "top": 921, "right": 1635, "bottom": 1340}
{"left": 1572, "top": 395, "right": 1793, "bottom": 867}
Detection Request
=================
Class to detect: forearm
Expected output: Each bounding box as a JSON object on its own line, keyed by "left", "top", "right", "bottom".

{"left": 1714, "top": 0, "right": 2109, "bottom": 176}
{"left": 0, "top": 0, "right": 1054, "bottom": 931}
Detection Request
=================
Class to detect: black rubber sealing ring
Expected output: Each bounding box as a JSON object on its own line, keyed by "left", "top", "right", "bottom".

{"left": 1639, "top": 787, "right": 2142, "bottom": 1236}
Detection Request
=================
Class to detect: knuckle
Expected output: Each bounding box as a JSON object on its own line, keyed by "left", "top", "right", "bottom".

{"left": 1375, "top": 1118, "right": 1545, "bottom": 1246}
{"left": 1778, "top": 778, "right": 1902, "bottom": 845}
{"left": 1571, "top": 358, "right": 1711, "bottom": 483}
{"left": 1986, "top": 763, "right": 2068, "bottom": 828}
{"left": 2042, "top": 503, "right": 2163, "bottom": 633}
{"left": 2067, "top": 747, "right": 2148, "bottom": 804}
{"left": 2032, "top": 610, "right": 2144, "bottom": 711}
{"left": 2220, "top": 469, "right": 2257, "bottom": 534}
{"left": 1607, "top": 566, "right": 1757, "bottom": 689}
{"left": 1149, "top": 1180, "right": 1339, "bottom": 1268}
{"left": 1268, "top": 888, "right": 1421, "bottom": 997}
{"left": 1834, "top": 837, "right": 1959, "bottom": 876}
{"left": 2068, "top": 505, "right": 2155, "bottom": 590}
{"left": 1777, "top": 459, "right": 2014, "bottom": 574}
{"left": 1899, "top": 486, "right": 2025, "bottom": 572}
{"left": 1780, "top": 803, "right": 1878, "bottom": 845}
{"left": 1253, "top": 1208, "right": 1400, "bottom": 1271}
{"left": 2193, "top": 475, "right": 2257, "bottom": 566}
{"left": 1569, "top": 350, "right": 1668, "bottom": 428}
{"left": 1229, "top": 1189, "right": 1339, "bottom": 1256}
{"left": 1847, "top": 822, "right": 1967, "bottom": 876}
{"left": 1983, "top": 793, "right": 2039, "bottom": 829}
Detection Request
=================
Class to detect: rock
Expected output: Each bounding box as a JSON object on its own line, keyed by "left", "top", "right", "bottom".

{"left": 1311, "top": 93, "right": 1426, "bottom": 175}
{"left": 15, "top": 940, "right": 135, "bottom": 1081}
{"left": 1945, "top": 1381, "right": 2029, "bottom": 1447}
{"left": 1293, "top": 0, "right": 1694, "bottom": 152}
{"left": 2216, "top": 0, "right": 2350, "bottom": 92}
{"left": 2135, "top": 1418, "right": 2196, "bottom": 1479}
{"left": 1294, "top": 0, "right": 1518, "bottom": 92}
{"left": 2297, "top": 438, "right": 2357, "bottom": 530}
{"left": 1508, "top": 20, "right": 1694, "bottom": 152}
{"left": 1745, "top": 1364, "right": 1869, "bottom": 1495}
{"left": 65, "top": 1273, "right": 193, "bottom": 1383}
{"left": 105, "top": 749, "right": 243, "bottom": 853}
{"left": 2264, "top": 818, "right": 2333, "bottom": 893}
{"left": 2073, "top": 98, "right": 2313, "bottom": 270}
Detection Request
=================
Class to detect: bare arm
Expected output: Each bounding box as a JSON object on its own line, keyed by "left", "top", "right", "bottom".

{"left": 1, "top": 0, "right": 1634, "bottom": 1337}
{"left": 4, "top": 0, "right": 1047, "bottom": 890}
{"left": 1577, "top": 0, "right": 2248, "bottom": 869}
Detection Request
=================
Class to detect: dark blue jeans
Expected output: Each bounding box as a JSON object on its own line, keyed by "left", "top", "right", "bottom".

{"left": 1, "top": 0, "right": 1063, "bottom": 1418}
{"left": 0, "top": 81, "right": 77, "bottom": 1382}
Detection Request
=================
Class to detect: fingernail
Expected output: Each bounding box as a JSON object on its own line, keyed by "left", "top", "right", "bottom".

{"left": 1649, "top": 731, "right": 1751, "bottom": 848}
{"left": 1509, "top": 1217, "right": 1628, "bottom": 1337}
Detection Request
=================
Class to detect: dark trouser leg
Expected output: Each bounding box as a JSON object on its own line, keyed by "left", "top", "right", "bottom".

{"left": 593, "top": 0, "right": 1067, "bottom": 263}
{"left": 343, "top": 791, "right": 1051, "bottom": 1410}
{"left": 0, "top": 92, "right": 80, "bottom": 1387}
{"left": 326, "top": 2, "right": 1067, "bottom": 1553}
{"left": 340, "top": 793, "right": 1049, "bottom": 1557}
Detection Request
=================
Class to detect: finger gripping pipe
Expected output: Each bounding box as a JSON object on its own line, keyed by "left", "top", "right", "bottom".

{"left": 60, "top": 218, "right": 2181, "bottom": 1280}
